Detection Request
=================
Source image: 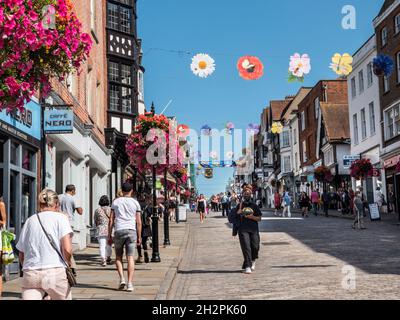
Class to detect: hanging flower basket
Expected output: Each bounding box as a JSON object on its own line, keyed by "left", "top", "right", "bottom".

{"left": 373, "top": 54, "right": 394, "bottom": 77}
{"left": 0, "top": 0, "right": 92, "bottom": 111}
{"left": 350, "top": 159, "right": 373, "bottom": 181}
{"left": 396, "top": 161, "right": 400, "bottom": 173}
{"left": 126, "top": 113, "right": 172, "bottom": 175}
{"left": 314, "top": 165, "right": 333, "bottom": 183}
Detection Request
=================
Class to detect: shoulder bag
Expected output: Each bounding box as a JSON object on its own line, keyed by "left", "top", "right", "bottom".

{"left": 36, "top": 213, "right": 77, "bottom": 287}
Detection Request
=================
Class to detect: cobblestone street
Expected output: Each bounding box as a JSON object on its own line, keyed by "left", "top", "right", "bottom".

{"left": 168, "top": 211, "right": 400, "bottom": 300}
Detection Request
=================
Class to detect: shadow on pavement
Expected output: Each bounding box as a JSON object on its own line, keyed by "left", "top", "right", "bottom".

{"left": 75, "top": 283, "right": 121, "bottom": 292}
{"left": 178, "top": 269, "right": 243, "bottom": 274}
{"left": 259, "top": 211, "right": 400, "bottom": 275}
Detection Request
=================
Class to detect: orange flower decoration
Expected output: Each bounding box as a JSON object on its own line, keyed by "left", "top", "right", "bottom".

{"left": 177, "top": 124, "right": 190, "bottom": 138}
{"left": 237, "top": 56, "right": 264, "bottom": 80}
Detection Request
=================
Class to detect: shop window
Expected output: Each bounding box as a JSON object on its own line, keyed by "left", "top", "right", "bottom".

{"left": 10, "top": 142, "right": 18, "bottom": 166}
{"left": 22, "top": 147, "right": 35, "bottom": 171}
{"left": 22, "top": 175, "right": 34, "bottom": 224}
{"left": 0, "top": 138, "right": 4, "bottom": 163}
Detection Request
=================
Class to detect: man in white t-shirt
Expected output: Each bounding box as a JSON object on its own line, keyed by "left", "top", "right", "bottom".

{"left": 109, "top": 182, "right": 142, "bottom": 292}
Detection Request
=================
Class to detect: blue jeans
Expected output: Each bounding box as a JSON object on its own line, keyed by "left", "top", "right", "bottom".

{"left": 313, "top": 203, "right": 318, "bottom": 215}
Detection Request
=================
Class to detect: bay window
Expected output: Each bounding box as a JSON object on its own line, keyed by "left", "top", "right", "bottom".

{"left": 385, "top": 104, "right": 400, "bottom": 140}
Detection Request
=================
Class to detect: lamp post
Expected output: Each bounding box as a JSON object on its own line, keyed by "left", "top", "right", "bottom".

{"left": 150, "top": 103, "right": 161, "bottom": 262}
{"left": 163, "top": 166, "right": 171, "bottom": 246}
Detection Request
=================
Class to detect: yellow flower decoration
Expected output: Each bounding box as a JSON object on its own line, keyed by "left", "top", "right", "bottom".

{"left": 271, "top": 122, "right": 283, "bottom": 134}
{"left": 330, "top": 53, "right": 353, "bottom": 76}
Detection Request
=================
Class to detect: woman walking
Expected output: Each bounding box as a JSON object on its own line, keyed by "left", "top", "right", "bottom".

{"left": 0, "top": 196, "right": 7, "bottom": 297}
{"left": 136, "top": 197, "right": 152, "bottom": 264}
{"left": 197, "top": 194, "right": 207, "bottom": 223}
{"left": 273, "top": 191, "right": 281, "bottom": 217}
{"left": 167, "top": 193, "right": 177, "bottom": 222}
{"left": 282, "top": 190, "right": 292, "bottom": 218}
{"left": 94, "top": 195, "right": 113, "bottom": 267}
{"left": 16, "top": 189, "right": 73, "bottom": 300}
{"left": 353, "top": 191, "right": 366, "bottom": 230}
{"left": 299, "top": 192, "right": 310, "bottom": 218}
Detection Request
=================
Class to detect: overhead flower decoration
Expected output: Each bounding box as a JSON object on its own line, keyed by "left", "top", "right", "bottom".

{"left": 191, "top": 53, "right": 215, "bottom": 78}
{"left": 314, "top": 165, "right": 333, "bottom": 183}
{"left": 350, "top": 159, "right": 373, "bottom": 181}
{"left": 177, "top": 124, "right": 190, "bottom": 138}
{"left": 225, "top": 122, "right": 235, "bottom": 135}
{"left": 237, "top": 56, "right": 264, "bottom": 80}
{"left": 247, "top": 123, "right": 260, "bottom": 135}
{"left": 330, "top": 53, "right": 353, "bottom": 76}
{"left": 210, "top": 151, "right": 218, "bottom": 160}
{"left": 373, "top": 54, "right": 394, "bottom": 77}
{"left": 271, "top": 122, "right": 283, "bottom": 134}
{"left": 226, "top": 151, "right": 234, "bottom": 159}
{"left": 201, "top": 124, "right": 212, "bottom": 136}
{"left": 288, "top": 53, "right": 311, "bottom": 83}
{"left": 0, "top": 0, "right": 92, "bottom": 111}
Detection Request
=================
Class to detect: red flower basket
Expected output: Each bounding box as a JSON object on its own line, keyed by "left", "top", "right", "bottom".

{"left": 314, "top": 165, "right": 333, "bottom": 183}
{"left": 350, "top": 159, "right": 373, "bottom": 181}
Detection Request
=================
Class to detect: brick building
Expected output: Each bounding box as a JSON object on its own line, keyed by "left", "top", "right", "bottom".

{"left": 42, "top": 0, "right": 111, "bottom": 250}
{"left": 373, "top": 0, "right": 400, "bottom": 215}
{"left": 298, "top": 80, "right": 349, "bottom": 191}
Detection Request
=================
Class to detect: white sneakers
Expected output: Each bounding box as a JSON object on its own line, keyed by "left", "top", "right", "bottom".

{"left": 119, "top": 279, "right": 134, "bottom": 292}
{"left": 244, "top": 267, "right": 252, "bottom": 274}
{"left": 119, "top": 279, "right": 126, "bottom": 290}
{"left": 251, "top": 261, "right": 256, "bottom": 271}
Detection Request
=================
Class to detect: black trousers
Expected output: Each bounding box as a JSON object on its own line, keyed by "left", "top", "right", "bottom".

{"left": 239, "top": 231, "right": 260, "bottom": 269}
{"left": 222, "top": 203, "right": 229, "bottom": 216}
{"left": 137, "top": 236, "right": 149, "bottom": 257}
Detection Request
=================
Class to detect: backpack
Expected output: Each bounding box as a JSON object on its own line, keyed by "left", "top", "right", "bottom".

{"left": 284, "top": 193, "right": 291, "bottom": 206}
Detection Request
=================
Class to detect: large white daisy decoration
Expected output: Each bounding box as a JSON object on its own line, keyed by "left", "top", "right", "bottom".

{"left": 191, "top": 53, "right": 216, "bottom": 78}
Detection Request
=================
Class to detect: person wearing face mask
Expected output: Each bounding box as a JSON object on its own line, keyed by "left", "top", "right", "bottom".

{"left": 235, "top": 186, "right": 262, "bottom": 274}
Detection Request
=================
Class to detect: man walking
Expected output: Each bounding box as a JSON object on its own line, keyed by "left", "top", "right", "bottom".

{"left": 221, "top": 193, "right": 229, "bottom": 217}
{"left": 235, "top": 187, "right": 262, "bottom": 274}
{"left": 59, "top": 184, "right": 83, "bottom": 276}
{"left": 109, "top": 182, "right": 142, "bottom": 292}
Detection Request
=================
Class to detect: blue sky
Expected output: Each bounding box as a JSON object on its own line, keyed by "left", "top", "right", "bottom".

{"left": 138, "top": 0, "right": 383, "bottom": 198}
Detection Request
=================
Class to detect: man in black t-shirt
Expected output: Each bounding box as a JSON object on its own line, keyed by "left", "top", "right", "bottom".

{"left": 235, "top": 187, "right": 262, "bottom": 274}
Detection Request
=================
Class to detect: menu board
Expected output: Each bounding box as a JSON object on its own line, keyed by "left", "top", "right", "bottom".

{"left": 369, "top": 203, "right": 381, "bottom": 221}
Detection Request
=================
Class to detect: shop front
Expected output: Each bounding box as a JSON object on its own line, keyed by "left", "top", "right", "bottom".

{"left": 383, "top": 155, "right": 400, "bottom": 219}
{"left": 0, "top": 99, "right": 41, "bottom": 279}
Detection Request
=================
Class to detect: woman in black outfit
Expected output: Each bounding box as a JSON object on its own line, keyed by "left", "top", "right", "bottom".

{"left": 197, "top": 194, "right": 207, "bottom": 223}
{"left": 136, "top": 197, "right": 152, "bottom": 264}
{"left": 299, "top": 192, "right": 310, "bottom": 218}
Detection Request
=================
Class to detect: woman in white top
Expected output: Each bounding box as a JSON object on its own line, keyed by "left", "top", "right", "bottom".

{"left": 16, "top": 189, "right": 73, "bottom": 300}
{"left": 0, "top": 196, "right": 7, "bottom": 298}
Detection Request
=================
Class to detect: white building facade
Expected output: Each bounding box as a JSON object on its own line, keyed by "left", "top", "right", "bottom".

{"left": 348, "top": 35, "right": 385, "bottom": 203}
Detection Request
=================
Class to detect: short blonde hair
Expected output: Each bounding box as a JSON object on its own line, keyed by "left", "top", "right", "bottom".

{"left": 38, "top": 189, "right": 59, "bottom": 207}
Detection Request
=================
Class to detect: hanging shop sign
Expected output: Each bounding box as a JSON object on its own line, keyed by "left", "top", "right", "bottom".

{"left": 343, "top": 155, "right": 361, "bottom": 169}
{"left": 384, "top": 156, "right": 400, "bottom": 169}
{"left": 0, "top": 100, "right": 41, "bottom": 147}
{"left": 44, "top": 107, "right": 74, "bottom": 134}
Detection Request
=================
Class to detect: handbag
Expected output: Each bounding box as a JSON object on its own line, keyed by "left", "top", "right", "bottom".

{"left": 36, "top": 213, "right": 77, "bottom": 287}
{"left": 1, "top": 229, "right": 16, "bottom": 265}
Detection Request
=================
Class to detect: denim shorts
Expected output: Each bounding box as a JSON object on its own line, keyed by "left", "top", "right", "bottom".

{"left": 114, "top": 229, "right": 137, "bottom": 257}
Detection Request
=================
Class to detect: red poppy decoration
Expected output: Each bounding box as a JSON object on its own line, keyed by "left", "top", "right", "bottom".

{"left": 237, "top": 56, "right": 264, "bottom": 80}
{"left": 177, "top": 124, "right": 190, "bottom": 138}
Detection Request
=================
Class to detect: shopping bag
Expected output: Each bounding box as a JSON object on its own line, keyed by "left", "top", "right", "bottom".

{"left": 1, "top": 230, "right": 16, "bottom": 265}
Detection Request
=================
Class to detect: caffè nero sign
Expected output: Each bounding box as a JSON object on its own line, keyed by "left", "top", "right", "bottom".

{"left": 0, "top": 101, "right": 41, "bottom": 146}
{"left": 44, "top": 108, "right": 74, "bottom": 134}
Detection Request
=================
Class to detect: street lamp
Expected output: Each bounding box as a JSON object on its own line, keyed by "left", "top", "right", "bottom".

{"left": 163, "top": 166, "right": 171, "bottom": 246}
{"left": 150, "top": 103, "right": 161, "bottom": 263}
